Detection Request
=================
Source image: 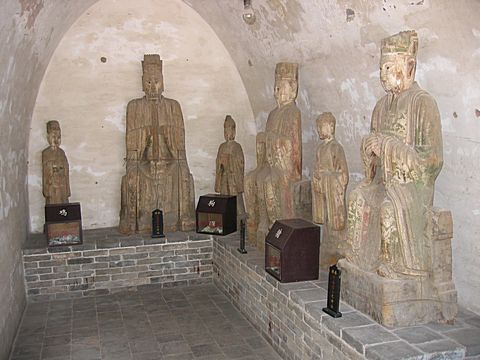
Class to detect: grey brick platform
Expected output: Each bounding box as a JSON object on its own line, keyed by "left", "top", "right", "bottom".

{"left": 23, "top": 228, "right": 213, "bottom": 302}
{"left": 213, "top": 233, "right": 480, "bottom": 360}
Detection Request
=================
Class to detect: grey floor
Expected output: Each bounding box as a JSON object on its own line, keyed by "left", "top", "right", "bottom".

{"left": 10, "top": 284, "right": 282, "bottom": 360}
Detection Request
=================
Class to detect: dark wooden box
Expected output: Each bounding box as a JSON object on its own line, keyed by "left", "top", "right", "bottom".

{"left": 45, "top": 202, "right": 82, "bottom": 246}
{"left": 265, "top": 218, "right": 320, "bottom": 283}
{"left": 196, "top": 194, "right": 236, "bottom": 236}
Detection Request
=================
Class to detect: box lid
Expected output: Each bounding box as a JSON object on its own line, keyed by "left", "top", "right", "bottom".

{"left": 196, "top": 194, "right": 236, "bottom": 213}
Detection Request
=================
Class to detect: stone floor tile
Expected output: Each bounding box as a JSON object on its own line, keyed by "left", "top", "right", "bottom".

{"left": 365, "top": 340, "right": 424, "bottom": 360}
{"left": 244, "top": 336, "right": 269, "bottom": 350}
{"left": 71, "top": 344, "right": 101, "bottom": 360}
{"left": 129, "top": 338, "right": 160, "bottom": 353}
{"left": 163, "top": 354, "right": 194, "bottom": 360}
{"left": 159, "top": 340, "right": 192, "bottom": 356}
{"left": 41, "top": 344, "right": 71, "bottom": 359}
{"left": 425, "top": 319, "right": 469, "bottom": 333}
{"left": 11, "top": 343, "right": 43, "bottom": 358}
{"left": 416, "top": 339, "right": 466, "bottom": 359}
{"left": 44, "top": 334, "right": 72, "bottom": 347}
{"left": 342, "top": 324, "right": 399, "bottom": 354}
{"left": 393, "top": 325, "right": 444, "bottom": 344}
{"left": 442, "top": 328, "right": 480, "bottom": 356}
{"left": 289, "top": 288, "right": 328, "bottom": 307}
{"left": 133, "top": 352, "right": 164, "bottom": 360}
{"left": 277, "top": 281, "right": 318, "bottom": 297}
{"left": 190, "top": 342, "right": 223, "bottom": 357}
{"left": 322, "top": 310, "right": 374, "bottom": 336}
{"left": 221, "top": 344, "right": 255, "bottom": 358}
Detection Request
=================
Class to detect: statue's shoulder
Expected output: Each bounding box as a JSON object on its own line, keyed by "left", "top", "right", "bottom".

{"left": 127, "top": 97, "right": 145, "bottom": 108}
{"left": 409, "top": 84, "right": 438, "bottom": 108}
{"left": 162, "top": 97, "right": 182, "bottom": 109}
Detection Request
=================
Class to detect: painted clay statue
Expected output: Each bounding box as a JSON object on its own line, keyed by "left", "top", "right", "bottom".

{"left": 42, "top": 120, "right": 70, "bottom": 205}
{"left": 312, "top": 112, "right": 348, "bottom": 231}
{"left": 215, "top": 115, "right": 246, "bottom": 221}
{"left": 339, "top": 31, "right": 457, "bottom": 327}
{"left": 245, "top": 62, "right": 302, "bottom": 250}
{"left": 119, "top": 54, "right": 195, "bottom": 234}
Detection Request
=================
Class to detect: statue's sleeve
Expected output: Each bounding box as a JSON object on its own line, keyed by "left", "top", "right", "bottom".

{"left": 125, "top": 100, "right": 139, "bottom": 161}
{"left": 414, "top": 93, "right": 443, "bottom": 180}
{"left": 332, "top": 142, "right": 349, "bottom": 187}
{"left": 64, "top": 152, "right": 71, "bottom": 197}
{"left": 235, "top": 142, "right": 245, "bottom": 192}
{"left": 42, "top": 150, "right": 48, "bottom": 197}
{"left": 214, "top": 145, "right": 222, "bottom": 193}
{"left": 361, "top": 102, "right": 382, "bottom": 181}
{"left": 166, "top": 100, "right": 187, "bottom": 159}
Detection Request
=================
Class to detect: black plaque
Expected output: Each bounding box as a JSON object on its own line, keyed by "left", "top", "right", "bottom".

{"left": 238, "top": 219, "right": 247, "bottom": 254}
{"left": 323, "top": 264, "right": 342, "bottom": 318}
{"left": 151, "top": 209, "right": 165, "bottom": 238}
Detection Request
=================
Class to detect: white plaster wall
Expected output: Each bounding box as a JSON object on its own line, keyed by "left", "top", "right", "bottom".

{"left": 28, "top": 0, "right": 255, "bottom": 232}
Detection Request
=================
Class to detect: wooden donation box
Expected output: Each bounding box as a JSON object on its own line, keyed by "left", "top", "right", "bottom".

{"left": 196, "top": 194, "right": 236, "bottom": 236}
{"left": 45, "top": 202, "right": 82, "bottom": 246}
{"left": 265, "top": 218, "right": 320, "bottom": 283}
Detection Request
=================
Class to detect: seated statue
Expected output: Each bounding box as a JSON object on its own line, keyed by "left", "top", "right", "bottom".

{"left": 42, "top": 120, "right": 70, "bottom": 205}
{"left": 339, "top": 31, "right": 457, "bottom": 326}
{"left": 119, "top": 54, "right": 195, "bottom": 234}
{"left": 245, "top": 62, "right": 302, "bottom": 249}
{"left": 312, "top": 113, "right": 348, "bottom": 267}
{"left": 215, "top": 115, "right": 246, "bottom": 222}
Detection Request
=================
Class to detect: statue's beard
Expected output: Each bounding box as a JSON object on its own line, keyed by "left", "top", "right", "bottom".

{"left": 381, "top": 76, "right": 403, "bottom": 95}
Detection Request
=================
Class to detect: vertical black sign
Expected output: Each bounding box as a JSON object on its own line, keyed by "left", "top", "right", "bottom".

{"left": 152, "top": 209, "right": 165, "bottom": 238}
{"left": 322, "top": 264, "right": 342, "bottom": 318}
{"left": 238, "top": 219, "right": 247, "bottom": 254}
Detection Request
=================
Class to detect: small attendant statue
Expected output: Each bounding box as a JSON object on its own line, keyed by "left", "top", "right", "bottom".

{"left": 42, "top": 120, "right": 70, "bottom": 205}
{"left": 215, "top": 115, "right": 246, "bottom": 221}
{"left": 312, "top": 112, "right": 349, "bottom": 231}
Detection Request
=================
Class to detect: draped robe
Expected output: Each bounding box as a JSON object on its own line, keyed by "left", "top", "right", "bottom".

{"left": 347, "top": 82, "right": 443, "bottom": 276}
{"left": 119, "top": 96, "right": 195, "bottom": 234}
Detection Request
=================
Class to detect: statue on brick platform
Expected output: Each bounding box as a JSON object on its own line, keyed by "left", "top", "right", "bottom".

{"left": 338, "top": 31, "right": 457, "bottom": 327}
{"left": 245, "top": 62, "right": 304, "bottom": 250}
{"left": 312, "top": 112, "right": 348, "bottom": 268}
{"left": 215, "top": 115, "right": 246, "bottom": 222}
{"left": 119, "top": 54, "right": 195, "bottom": 234}
{"left": 42, "top": 120, "right": 70, "bottom": 205}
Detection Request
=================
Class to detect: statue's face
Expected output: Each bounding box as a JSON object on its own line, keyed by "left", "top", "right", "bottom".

{"left": 224, "top": 123, "right": 235, "bottom": 141}
{"left": 274, "top": 79, "right": 297, "bottom": 106}
{"left": 317, "top": 120, "right": 333, "bottom": 141}
{"left": 142, "top": 70, "right": 163, "bottom": 98}
{"left": 380, "top": 54, "right": 416, "bottom": 94}
{"left": 47, "top": 129, "right": 61, "bottom": 148}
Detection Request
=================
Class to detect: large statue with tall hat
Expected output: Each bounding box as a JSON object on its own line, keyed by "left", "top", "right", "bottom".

{"left": 119, "top": 54, "right": 195, "bottom": 234}
{"left": 215, "top": 115, "right": 246, "bottom": 221}
{"left": 42, "top": 120, "right": 70, "bottom": 205}
{"left": 338, "top": 31, "right": 457, "bottom": 327}
{"left": 245, "top": 62, "right": 302, "bottom": 250}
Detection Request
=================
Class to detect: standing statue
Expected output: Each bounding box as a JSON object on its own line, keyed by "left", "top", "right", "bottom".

{"left": 119, "top": 54, "right": 195, "bottom": 234}
{"left": 215, "top": 115, "right": 246, "bottom": 221}
{"left": 312, "top": 113, "right": 348, "bottom": 267}
{"left": 312, "top": 112, "right": 348, "bottom": 230}
{"left": 338, "top": 31, "right": 457, "bottom": 327}
{"left": 245, "top": 62, "right": 302, "bottom": 250}
{"left": 244, "top": 132, "right": 268, "bottom": 245}
{"left": 42, "top": 120, "right": 70, "bottom": 205}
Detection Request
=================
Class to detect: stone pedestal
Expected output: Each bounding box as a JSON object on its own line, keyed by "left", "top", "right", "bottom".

{"left": 339, "top": 208, "right": 457, "bottom": 327}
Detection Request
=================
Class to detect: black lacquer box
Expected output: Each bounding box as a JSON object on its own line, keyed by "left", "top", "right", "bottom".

{"left": 265, "top": 218, "right": 320, "bottom": 283}
{"left": 196, "top": 194, "right": 236, "bottom": 236}
{"left": 44, "top": 202, "right": 82, "bottom": 246}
